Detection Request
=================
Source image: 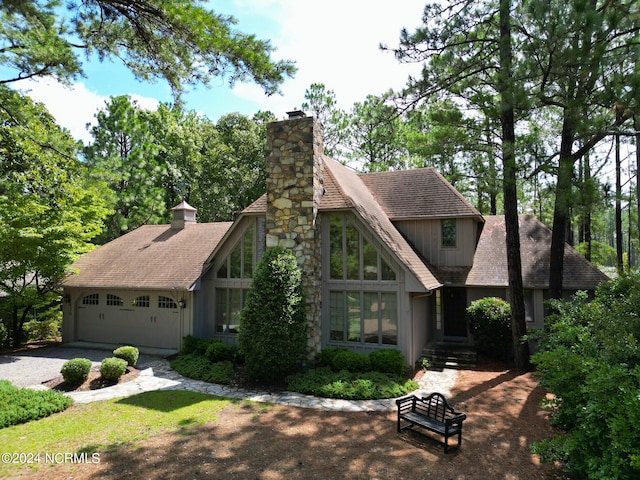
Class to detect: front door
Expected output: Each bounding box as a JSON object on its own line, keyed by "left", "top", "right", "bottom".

{"left": 443, "top": 287, "right": 468, "bottom": 339}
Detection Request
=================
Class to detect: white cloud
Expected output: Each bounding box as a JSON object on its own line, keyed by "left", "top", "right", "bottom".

{"left": 17, "top": 78, "right": 159, "bottom": 143}
{"left": 227, "top": 0, "right": 426, "bottom": 115}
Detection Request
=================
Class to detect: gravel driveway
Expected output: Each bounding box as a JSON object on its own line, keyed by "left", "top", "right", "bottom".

{"left": 0, "top": 344, "right": 165, "bottom": 388}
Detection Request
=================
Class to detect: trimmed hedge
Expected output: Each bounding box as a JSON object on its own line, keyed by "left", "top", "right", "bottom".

{"left": 369, "top": 349, "right": 405, "bottom": 376}
{"left": 100, "top": 357, "right": 128, "bottom": 382}
{"left": 60, "top": 358, "right": 92, "bottom": 386}
{"left": 113, "top": 346, "right": 139, "bottom": 367}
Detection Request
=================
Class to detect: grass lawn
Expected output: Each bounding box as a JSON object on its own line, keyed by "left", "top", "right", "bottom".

{"left": 0, "top": 390, "right": 236, "bottom": 477}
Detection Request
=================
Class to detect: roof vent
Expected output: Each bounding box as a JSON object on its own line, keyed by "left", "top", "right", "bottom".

{"left": 171, "top": 200, "right": 197, "bottom": 229}
{"left": 286, "top": 110, "right": 306, "bottom": 119}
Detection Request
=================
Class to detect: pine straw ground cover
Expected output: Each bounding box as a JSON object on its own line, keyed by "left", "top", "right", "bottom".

{"left": 8, "top": 359, "right": 567, "bottom": 480}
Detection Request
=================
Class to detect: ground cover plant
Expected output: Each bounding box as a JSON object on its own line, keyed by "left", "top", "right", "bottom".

{"left": 531, "top": 273, "right": 640, "bottom": 479}
{"left": 0, "top": 390, "right": 233, "bottom": 478}
{"left": 0, "top": 380, "right": 73, "bottom": 429}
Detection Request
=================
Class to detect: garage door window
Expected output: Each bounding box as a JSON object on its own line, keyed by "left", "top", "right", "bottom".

{"left": 107, "top": 294, "right": 123, "bottom": 306}
{"left": 82, "top": 294, "right": 99, "bottom": 305}
{"left": 158, "top": 296, "right": 177, "bottom": 309}
{"left": 133, "top": 295, "right": 149, "bottom": 307}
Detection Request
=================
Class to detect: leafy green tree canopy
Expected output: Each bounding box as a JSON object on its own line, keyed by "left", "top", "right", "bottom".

{"left": 0, "top": 0, "right": 296, "bottom": 96}
{"left": 0, "top": 86, "right": 108, "bottom": 345}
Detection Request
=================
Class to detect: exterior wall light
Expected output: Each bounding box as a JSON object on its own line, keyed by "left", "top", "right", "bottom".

{"left": 178, "top": 299, "right": 186, "bottom": 309}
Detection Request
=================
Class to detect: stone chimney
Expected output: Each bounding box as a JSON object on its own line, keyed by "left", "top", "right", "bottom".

{"left": 171, "top": 200, "right": 197, "bottom": 229}
{"left": 265, "top": 113, "right": 324, "bottom": 356}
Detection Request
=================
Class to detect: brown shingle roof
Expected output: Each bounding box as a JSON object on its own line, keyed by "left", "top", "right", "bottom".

{"left": 457, "top": 215, "right": 609, "bottom": 289}
{"left": 64, "top": 223, "right": 233, "bottom": 290}
{"left": 359, "top": 168, "right": 482, "bottom": 220}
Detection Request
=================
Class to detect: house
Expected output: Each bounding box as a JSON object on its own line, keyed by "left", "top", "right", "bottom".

{"left": 62, "top": 114, "right": 609, "bottom": 362}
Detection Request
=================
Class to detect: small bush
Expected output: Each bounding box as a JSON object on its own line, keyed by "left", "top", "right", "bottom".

{"left": 205, "top": 340, "right": 232, "bottom": 363}
{"left": 170, "top": 354, "right": 233, "bottom": 384}
{"left": 330, "top": 350, "right": 370, "bottom": 373}
{"left": 24, "top": 317, "right": 61, "bottom": 342}
{"left": 466, "top": 297, "right": 513, "bottom": 360}
{"left": 317, "top": 348, "right": 347, "bottom": 367}
{"left": 113, "top": 346, "right": 139, "bottom": 367}
{"left": 60, "top": 358, "right": 92, "bottom": 386}
{"left": 369, "top": 349, "right": 405, "bottom": 376}
{"left": 100, "top": 357, "right": 128, "bottom": 382}
{"left": 181, "top": 335, "right": 212, "bottom": 355}
{"left": 0, "top": 380, "right": 73, "bottom": 428}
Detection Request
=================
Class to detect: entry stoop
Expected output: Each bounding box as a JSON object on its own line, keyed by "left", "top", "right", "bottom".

{"left": 421, "top": 342, "right": 477, "bottom": 369}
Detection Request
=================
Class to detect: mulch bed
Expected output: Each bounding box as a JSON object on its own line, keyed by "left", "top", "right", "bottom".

{"left": 42, "top": 366, "right": 140, "bottom": 392}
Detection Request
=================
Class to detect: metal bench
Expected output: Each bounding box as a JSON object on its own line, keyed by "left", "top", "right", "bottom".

{"left": 396, "top": 392, "right": 467, "bottom": 453}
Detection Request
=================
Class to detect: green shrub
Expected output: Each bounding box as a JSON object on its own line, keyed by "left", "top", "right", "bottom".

{"left": 113, "top": 346, "right": 139, "bottom": 367}
{"left": 24, "top": 317, "right": 61, "bottom": 342}
{"left": 532, "top": 274, "right": 640, "bottom": 479}
{"left": 330, "top": 350, "right": 370, "bottom": 373}
{"left": 369, "top": 349, "right": 405, "bottom": 376}
{"left": 286, "top": 367, "right": 418, "bottom": 400}
{"left": 181, "top": 335, "right": 211, "bottom": 355}
{"left": 205, "top": 340, "right": 232, "bottom": 363}
{"left": 466, "top": 297, "right": 512, "bottom": 360}
{"left": 0, "top": 380, "right": 73, "bottom": 428}
{"left": 100, "top": 357, "right": 128, "bottom": 382}
{"left": 317, "top": 348, "right": 347, "bottom": 367}
{"left": 60, "top": 358, "right": 92, "bottom": 385}
{"left": 238, "top": 247, "right": 307, "bottom": 383}
{"left": 170, "top": 354, "right": 234, "bottom": 384}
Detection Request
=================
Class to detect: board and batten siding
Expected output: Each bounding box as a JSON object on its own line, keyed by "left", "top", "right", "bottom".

{"left": 393, "top": 218, "right": 477, "bottom": 267}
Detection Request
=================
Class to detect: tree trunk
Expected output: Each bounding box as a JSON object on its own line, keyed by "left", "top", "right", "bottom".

{"left": 499, "top": 0, "right": 529, "bottom": 370}
{"left": 615, "top": 133, "right": 624, "bottom": 274}
{"left": 636, "top": 116, "right": 640, "bottom": 264}
{"left": 549, "top": 113, "right": 576, "bottom": 299}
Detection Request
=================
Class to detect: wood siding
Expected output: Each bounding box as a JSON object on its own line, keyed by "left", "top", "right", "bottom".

{"left": 394, "top": 218, "right": 478, "bottom": 267}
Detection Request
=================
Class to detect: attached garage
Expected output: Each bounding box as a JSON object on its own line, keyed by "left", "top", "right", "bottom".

{"left": 62, "top": 202, "right": 232, "bottom": 352}
{"left": 74, "top": 291, "right": 184, "bottom": 349}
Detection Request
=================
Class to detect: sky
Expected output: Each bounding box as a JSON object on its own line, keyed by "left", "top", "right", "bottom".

{"left": 14, "top": 0, "right": 428, "bottom": 143}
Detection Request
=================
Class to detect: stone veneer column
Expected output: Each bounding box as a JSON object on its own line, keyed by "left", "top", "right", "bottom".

{"left": 265, "top": 115, "right": 324, "bottom": 358}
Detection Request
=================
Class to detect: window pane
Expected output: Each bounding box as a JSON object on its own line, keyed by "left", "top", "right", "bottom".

{"left": 215, "top": 288, "right": 227, "bottom": 333}
{"left": 228, "top": 288, "right": 243, "bottom": 334}
{"left": 217, "top": 262, "right": 227, "bottom": 279}
{"left": 363, "top": 239, "right": 377, "bottom": 280}
{"left": 346, "top": 221, "right": 360, "bottom": 280}
{"left": 347, "top": 292, "right": 361, "bottom": 342}
{"left": 158, "top": 296, "right": 177, "bottom": 309}
{"left": 381, "top": 292, "right": 398, "bottom": 345}
{"left": 230, "top": 243, "right": 242, "bottom": 278}
{"left": 329, "top": 291, "right": 345, "bottom": 341}
{"left": 133, "top": 295, "right": 149, "bottom": 308}
{"left": 330, "top": 215, "right": 343, "bottom": 279}
{"left": 363, "top": 292, "right": 379, "bottom": 344}
{"left": 82, "top": 294, "right": 99, "bottom": 305}
{"left": 106, "top": 294, "right": 122, "bottom": 306}
{"left": 243, "top": 226, "right": 254, "bottom": 278}
{"left": 381, "top": 257, "right": 396, "bottom": 281}
{"left": 441, "top": 219, "right": 457, "bottom": 247}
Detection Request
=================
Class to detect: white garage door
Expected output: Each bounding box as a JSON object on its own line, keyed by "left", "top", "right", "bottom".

{"left": 77, "top": 292, "right": 181, "bottom": 349}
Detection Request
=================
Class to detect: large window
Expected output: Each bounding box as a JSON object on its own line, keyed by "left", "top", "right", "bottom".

{"left": 330, "top": 216, "right": 396, "bottom": 281}
{"left": 215, "top": 288, "right": 247, "bottom": 334}
{"left": 327, "top": 214, "right": 399, "bottom": 346}
{"left": 217, "top": 225, "right": 255, "bottom": 279}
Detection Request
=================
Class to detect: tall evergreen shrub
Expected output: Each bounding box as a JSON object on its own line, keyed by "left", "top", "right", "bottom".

{"left": 466, "top": 297, "right": 512, "bottom": 360}
{"left": 238, "top": 247, "right": 307, "bottom": 383}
